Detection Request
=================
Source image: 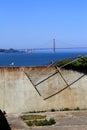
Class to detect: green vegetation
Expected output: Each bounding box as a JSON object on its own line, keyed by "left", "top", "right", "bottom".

{"left": 56, "top": 59, "right": 72, "bottom": 67}
{"left": 21, "top": 115, "right": 46, "bottom": 120}
{"left": 21, "top": 115, "right": 56, "bottom": 127}
{"left": 34, "top": 118, "right": 56, "bottom": 126}
{"left": 29, "top": 110, "right": 46, "bottom": 113}
{"left": 60, "top": 107, "right": 80, "bottom": 111}
{"left": 56, "top": 56, "right": 87, "bottom": 71}
{"left": 60, "top": 108, "right": 71, "bottom": 111}
{"left": 51, "top": 108, "right": 55, "bottom": 112}
{"left": 74, "top": 107, "right": 80, "bottom": 111}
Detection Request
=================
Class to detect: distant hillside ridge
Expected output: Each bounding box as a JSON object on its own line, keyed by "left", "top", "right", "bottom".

{"left": 0, "top": 48, "right": 19, "bottom": 53}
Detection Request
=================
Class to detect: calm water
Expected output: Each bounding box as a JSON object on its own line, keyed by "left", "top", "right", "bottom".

{"left": 0, "top": 51, "right": 87, "bottom": 67}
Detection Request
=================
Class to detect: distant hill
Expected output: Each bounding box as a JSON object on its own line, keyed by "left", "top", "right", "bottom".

{"left": 0, "top": 48, "right": 19, "bottom": 53}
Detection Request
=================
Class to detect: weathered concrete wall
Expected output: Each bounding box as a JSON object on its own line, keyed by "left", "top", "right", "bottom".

{"left": 0, "top": 66, "right": 87, "bottom": 113}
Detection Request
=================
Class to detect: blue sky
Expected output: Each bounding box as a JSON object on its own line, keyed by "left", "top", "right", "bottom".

{"left": 0, "top": 0, "right": 87, "bottom": 49}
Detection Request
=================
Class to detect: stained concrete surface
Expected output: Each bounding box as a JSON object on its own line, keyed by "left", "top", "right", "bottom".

{"left": 0, "top": 67, "right": 87, "bottom": 113}
{"left": 7, "top": 111, "right": 87, "bottom": 130}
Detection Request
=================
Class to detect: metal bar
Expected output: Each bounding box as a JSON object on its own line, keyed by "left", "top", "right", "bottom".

{"left": 35, "top": 71, "right": 58, "bottom": 86}
{"left": 44, "top": 74, "right": 85, "bottom": 100}
{"left": 55, "top": 66, "right": 69, "bottom": 86}
{"left": 60, "top": 55, "right": 87, "bottom": 69}
{"left": 24, "top": 72, "right": 41, "bottom": 96}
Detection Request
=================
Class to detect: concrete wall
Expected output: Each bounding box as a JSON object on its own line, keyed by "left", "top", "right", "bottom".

{"left": 0, "top": 66, "right": 87, "bottom": 113}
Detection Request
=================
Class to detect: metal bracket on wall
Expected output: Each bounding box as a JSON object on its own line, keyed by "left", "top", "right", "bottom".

{"left": 24, "top": 72, "right": 41, "bottom": 96}
{"left": 35, "top": 71, "right": 58, "bottom": 87}
{"left": 55, "top": 65, "right": 69, "bottom": 87}
{"left": 44, "top": 74, "right": 85, "bottom": 100}
{"left": 23, "top": 55, "right": 87, "bottom": 100}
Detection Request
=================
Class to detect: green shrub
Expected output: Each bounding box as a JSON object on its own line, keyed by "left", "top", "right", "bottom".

{"left": 27, "top": 121, "right": 33, "bottom": 126}
{"left": 74, "top": 107, "right": 80, "bottom": 110}
{"left": 64, "top": 108, "right": 70, "bottom": 111}
{"left": 60, "top": 108, "right": 70, "bottom": 111}
{"left": 56, "top": 56, "right": 87, "bottom": 71}
{"left": 21, "top": 114, "right": 56, "bottom": 127}
{"left": 48, "top": 118, "right": 56, "bottom": 125}
{"left": 35, "top": 119, "right": 48, "bottom": 126}
{"left": 51, "top": 108, "right": 55, "bottom": 112}
{"left": 35, "top": 118, "right": 56, "bottom": 126}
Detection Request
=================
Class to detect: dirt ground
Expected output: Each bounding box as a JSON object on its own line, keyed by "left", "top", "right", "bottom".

{"left": 7, "top": 110, "right": 87, "bottom": 130}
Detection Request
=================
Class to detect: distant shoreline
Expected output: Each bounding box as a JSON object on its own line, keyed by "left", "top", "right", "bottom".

{"left": 0, "top": 48, "right": 19, "bottom": 53}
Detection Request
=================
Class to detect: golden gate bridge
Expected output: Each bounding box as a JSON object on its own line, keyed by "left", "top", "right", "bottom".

{"left": 17, "top": 39, "right": 87, "bottom": 53}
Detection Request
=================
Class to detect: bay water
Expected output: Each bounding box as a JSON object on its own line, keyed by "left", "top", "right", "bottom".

{"left": 0, "top": 51, "right": 87, "bottom": 67}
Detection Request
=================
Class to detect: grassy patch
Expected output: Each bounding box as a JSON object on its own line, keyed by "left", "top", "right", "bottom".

{"left": 21, "top": 115, "right": 56, "bottom": 127}
{"left": 21, "top": 115, "right": 46, "bottom": 120}
{"left": 35, "top": 118, "right": 56, "bottom": 126}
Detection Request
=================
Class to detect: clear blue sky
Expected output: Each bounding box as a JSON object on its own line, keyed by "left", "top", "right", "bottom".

{"left": 0, "top": 0, "right": 87, "bottom": 49}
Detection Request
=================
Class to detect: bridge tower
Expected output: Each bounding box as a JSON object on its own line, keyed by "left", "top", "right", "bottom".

{"left": 53, "top": 38, "right": 55, "bottom": 53}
